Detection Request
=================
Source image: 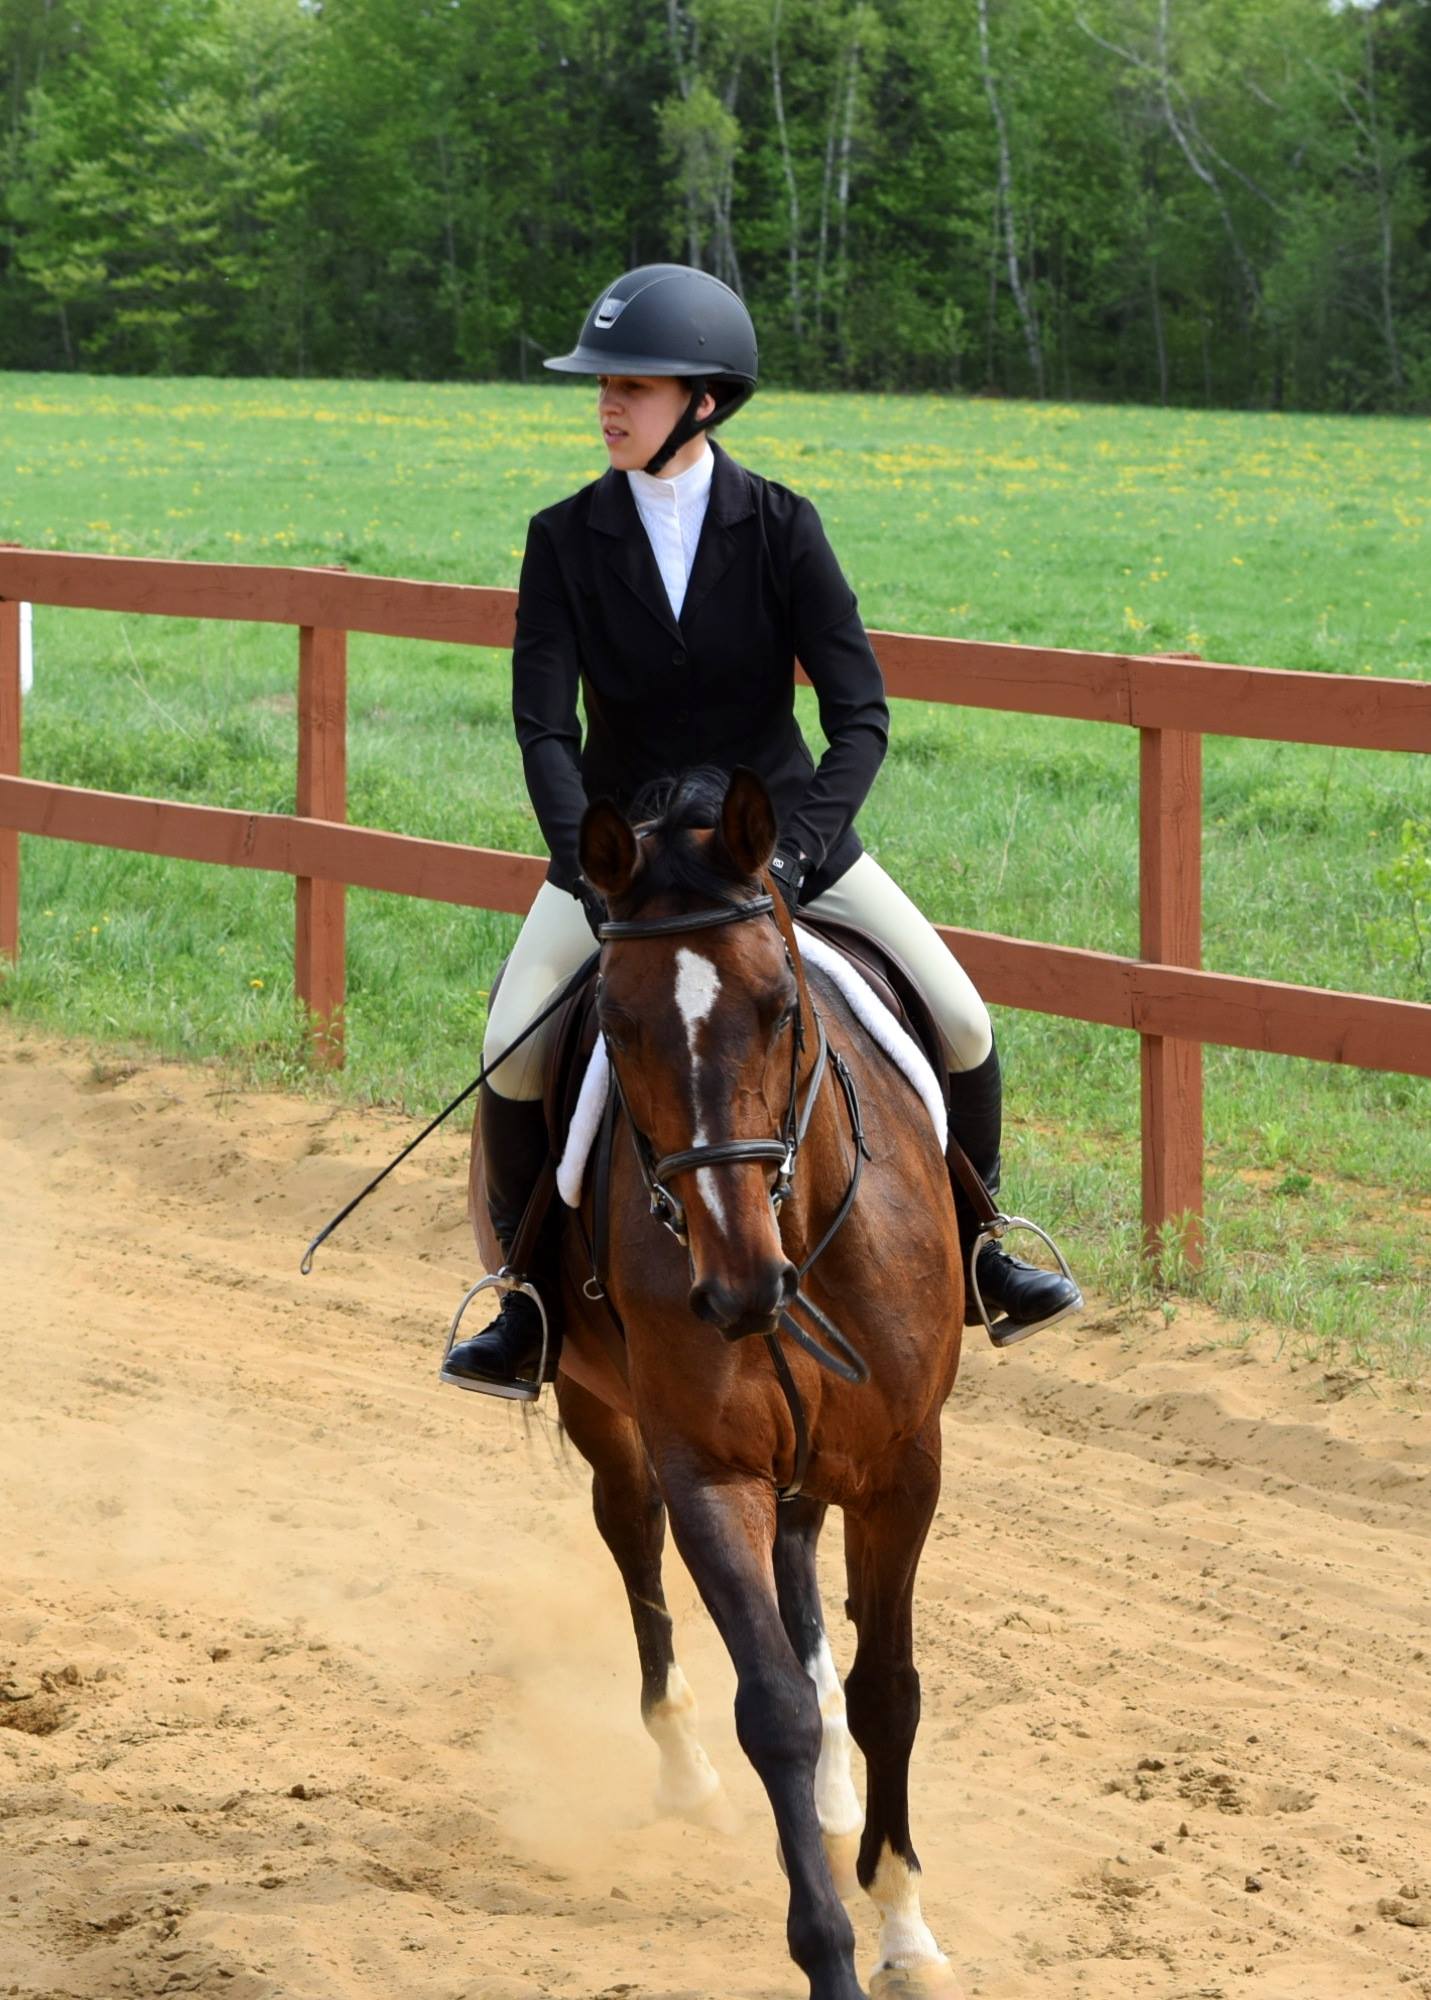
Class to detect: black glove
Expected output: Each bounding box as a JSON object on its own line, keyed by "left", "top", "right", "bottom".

{"left": 769, "top": 844, "right": 807, "bottom": 914}
{"left": 574, "top": 881, "right": 607, "bottom": 940}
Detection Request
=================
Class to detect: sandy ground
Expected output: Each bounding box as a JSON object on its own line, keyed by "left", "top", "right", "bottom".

{"left": 1, "top": 1025, "right": 1429, "bottom": 2000}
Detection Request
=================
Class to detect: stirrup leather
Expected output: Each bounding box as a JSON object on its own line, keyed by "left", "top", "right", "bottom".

{"left": 438, "top": 1268, "right": 550, "bottom": 1403}
{"left": 968, "top": 1213, "right": 1081, "bottom": 1348}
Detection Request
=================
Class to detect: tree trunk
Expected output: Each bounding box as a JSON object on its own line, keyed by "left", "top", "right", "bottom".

{"left": 1361, "top": 15, "right": 1405, "bottom": 394}
{"left": 1153, "top": 0, "right": 1259, "bottom": 319}
{"left": 977, "top": 0, "right": 1045, "bottom": 395}
{"left": 434, "top": 126, "right": 463, "bottom": 363}
{"left": 714, "top": 64, "right": 743, "bottom": 295}
{"left": 666, "top": 0, "right": 701, "bottom": 265}
{"left": 814, "top": 58, "right": 842, "bottom": 339}
{"left": 834, "top": 27, "right": 861, "bottom": 371}
{"left": 770, "top": 0, "right": 804, "bottom": 340}
{"left": 1200, "top": 312, "right": 1213, "bottom": 405}
{"left": 1149, "top": 256, "right": 1168, "bottom": 403}
{"left": 985, "top": 186, "right": 1000, "bottom": 387}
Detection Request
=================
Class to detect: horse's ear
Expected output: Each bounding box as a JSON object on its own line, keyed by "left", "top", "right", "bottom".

{"left": 717, "top": 766, "right": 778, "bottom": 881}
{"left": 579, "top": 799, "right": 639, "bottom": 900}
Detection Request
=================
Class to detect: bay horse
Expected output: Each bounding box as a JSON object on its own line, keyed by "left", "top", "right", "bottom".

{"left": 468, "top": 768, "right": 965, "bottom": 2000}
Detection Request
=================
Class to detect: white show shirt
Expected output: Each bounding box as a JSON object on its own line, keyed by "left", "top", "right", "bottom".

{"left": 627, "top": 443, "right": 714, "bottom": 621}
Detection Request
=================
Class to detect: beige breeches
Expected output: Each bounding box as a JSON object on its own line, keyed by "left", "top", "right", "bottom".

{"left": 481, "top": 852, "right": 993, "bottom": 1101}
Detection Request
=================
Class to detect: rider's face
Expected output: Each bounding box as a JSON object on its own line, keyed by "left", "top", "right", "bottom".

{"left": 597, "top": 375, "right": 708, "bottom": 474}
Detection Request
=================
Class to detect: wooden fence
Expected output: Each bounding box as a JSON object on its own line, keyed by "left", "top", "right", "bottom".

{"left": 2, "top": 545, "right": 1428, "bottom": 1266}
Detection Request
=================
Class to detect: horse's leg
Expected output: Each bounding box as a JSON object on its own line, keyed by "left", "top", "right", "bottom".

{"left": 663, "top": 1466, "right": 865, "bottom": 2000}
{"left": 773, "top": 1496, "right": 864, "bottom": 1899}
{"left": 556, "top": 1375, "right": 736, "bottom": 1830}
{"left": 843, "top": 1433, "right": 964, "bottom": 2000}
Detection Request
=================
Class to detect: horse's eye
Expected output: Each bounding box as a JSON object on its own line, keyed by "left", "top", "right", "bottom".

{"left": 600, "top": 1010, "right": 635, "bottom": 1053}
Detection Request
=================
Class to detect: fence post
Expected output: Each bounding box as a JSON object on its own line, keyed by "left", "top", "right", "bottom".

{"left": 0, "top": 590, "right": 19, "bottom": 965}
{"left": 1139, "top": 722, "right": 1204, "bottom": 1268}
{"left": 296, "top": 624, "right": 347, "bottom": 1066}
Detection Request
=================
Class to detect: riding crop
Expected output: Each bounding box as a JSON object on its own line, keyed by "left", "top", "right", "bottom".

{"left": 299, "top": 950, "right": 599, "bottom": 1276}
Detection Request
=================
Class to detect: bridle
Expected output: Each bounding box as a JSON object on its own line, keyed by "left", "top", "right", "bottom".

{"left": 596, "top": 889, "right": 872, "bottom": 1499}
{"left": 598, "top": 893, "right": 826, "bottom": 1246}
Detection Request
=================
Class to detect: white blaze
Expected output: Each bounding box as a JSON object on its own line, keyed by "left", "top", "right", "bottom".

{"left": 673, "top": 947, "right": 726, "bottom": 1228}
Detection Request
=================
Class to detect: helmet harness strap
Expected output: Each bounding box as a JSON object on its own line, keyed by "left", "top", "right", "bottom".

{"left": 644, "top": 377, "right": 711, "bottom": 476}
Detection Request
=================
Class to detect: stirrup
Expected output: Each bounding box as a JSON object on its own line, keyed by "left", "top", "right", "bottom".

{"left": 437, "top": 1268, "right": 550, "bottom": 1403}
{"left": 968, "top": 1213, "right": 1082, "bottom": 1349}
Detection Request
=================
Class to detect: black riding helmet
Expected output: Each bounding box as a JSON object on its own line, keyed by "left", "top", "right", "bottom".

{"left": 545, "top": 263, "right": 758, "bottom": 474}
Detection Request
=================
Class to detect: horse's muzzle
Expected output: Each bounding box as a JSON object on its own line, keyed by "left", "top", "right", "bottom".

{"left": 690, "top": 1261, "right": 798, "bottom": 1340}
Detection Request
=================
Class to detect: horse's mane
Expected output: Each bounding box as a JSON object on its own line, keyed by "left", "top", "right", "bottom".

{"left": 622, "top": 768, "right": 754, "bottom": 913}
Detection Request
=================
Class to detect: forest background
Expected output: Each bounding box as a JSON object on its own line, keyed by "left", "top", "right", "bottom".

{"left": 2, "top": 0, "right": 1430, "bottom": 412}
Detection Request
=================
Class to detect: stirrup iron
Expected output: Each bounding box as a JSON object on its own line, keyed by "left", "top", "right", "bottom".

{"left": 968, "top": 1213, "right": 1081, "bottom": 1349}
{"left": 438, "top": 1268, "right": 550, "bottom": 1403}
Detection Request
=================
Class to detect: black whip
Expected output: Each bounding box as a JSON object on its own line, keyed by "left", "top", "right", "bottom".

{"left": 299, "top": 950, "right": 599, "bottom": 1275}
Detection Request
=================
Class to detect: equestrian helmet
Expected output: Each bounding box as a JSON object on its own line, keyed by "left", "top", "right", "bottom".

{"left": 545, "top": 263, "right": 758, "bottom": 425}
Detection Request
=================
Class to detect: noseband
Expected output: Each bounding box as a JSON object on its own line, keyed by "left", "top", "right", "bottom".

{"left": 597, "top": 893, "right": 826, "bottom": 1245}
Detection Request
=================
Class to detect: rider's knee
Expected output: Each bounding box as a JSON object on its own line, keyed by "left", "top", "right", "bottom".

{"left": 941, "top": 997, "right": 993, "bottom": 1073}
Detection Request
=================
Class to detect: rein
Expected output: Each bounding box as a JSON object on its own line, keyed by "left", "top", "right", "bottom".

{"left": 598, "top": 891, "right": 872, "bottom": 1498}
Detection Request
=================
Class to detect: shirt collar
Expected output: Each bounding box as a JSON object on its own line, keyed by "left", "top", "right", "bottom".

{"left": 627, "top": 441, "right": 714, "bottom": 510}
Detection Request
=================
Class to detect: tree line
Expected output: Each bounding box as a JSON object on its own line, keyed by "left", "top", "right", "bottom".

{"left": 2, "top": 0, "right": 1428, "bottom": 411}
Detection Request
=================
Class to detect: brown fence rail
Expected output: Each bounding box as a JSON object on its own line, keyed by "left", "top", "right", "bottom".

{"left": 2, "top": 547, "right": 1428, "bottom": 1266}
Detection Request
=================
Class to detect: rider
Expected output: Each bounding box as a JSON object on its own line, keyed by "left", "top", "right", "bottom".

{"left": 444, "top": 264, "right": 1081, "bottom": 1395}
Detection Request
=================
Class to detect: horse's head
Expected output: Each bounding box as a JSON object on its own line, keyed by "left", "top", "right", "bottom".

{"left": 579, "top": 768, "right": 804, "bottom": 1340}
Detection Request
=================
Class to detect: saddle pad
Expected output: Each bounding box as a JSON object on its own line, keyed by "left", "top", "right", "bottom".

{"left": 795, "top": 926, "right": 948, "bottom": 1151}
{"left": 557, "top": 1034, "right": 610, "bottom": 1208}
{"left": 555, "top": 928, "right": 946, "bottom": 1209}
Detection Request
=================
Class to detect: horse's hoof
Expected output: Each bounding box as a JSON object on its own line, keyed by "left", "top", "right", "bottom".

{"left": 824, "top": 1827, "right": 862, "bottom": 1901}
{"left": 869, "top": 1961, "right": 967, "bottom": 2000}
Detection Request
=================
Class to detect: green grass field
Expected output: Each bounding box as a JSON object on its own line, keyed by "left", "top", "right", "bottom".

{"left": 2, "top": 374, "right": 1428, "bottom": 1364}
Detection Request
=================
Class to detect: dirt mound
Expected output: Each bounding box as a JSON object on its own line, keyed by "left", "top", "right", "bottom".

{"left": 2, "top": 1028, "right": 1428, "bottom": 2000}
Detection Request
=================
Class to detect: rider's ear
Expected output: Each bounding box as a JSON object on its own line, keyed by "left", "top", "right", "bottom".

{"left": 716, "top": 767, "right": 778, "bottom": 880}
{"left": 579, "top": 799, "right": 639, "bottom": 899}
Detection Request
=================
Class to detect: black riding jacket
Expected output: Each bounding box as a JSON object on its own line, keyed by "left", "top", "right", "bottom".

{"left": 511, "top": 440, "right": 889, "bottom": 901}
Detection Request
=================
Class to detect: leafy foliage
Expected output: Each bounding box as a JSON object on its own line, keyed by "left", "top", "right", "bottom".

{"left": 0, "top": 0, "right": 1428, "bottom": 407}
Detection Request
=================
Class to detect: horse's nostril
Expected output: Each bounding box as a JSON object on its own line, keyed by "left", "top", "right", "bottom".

{"left": 690, "top": 1266, "right": 797, "bottom": 1337}
{"left": 690, "top": 1279, "right": 736, "bottom": 1329}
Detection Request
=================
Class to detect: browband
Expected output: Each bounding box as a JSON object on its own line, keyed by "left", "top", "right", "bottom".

{"left": 598, "top": 893, "right": 775, "bottom": 941}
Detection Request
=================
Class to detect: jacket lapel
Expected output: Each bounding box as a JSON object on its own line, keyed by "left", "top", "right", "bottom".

{"left": 588, "top": 468, "right": 681, "bottom": 641}
{"left": 679, "top": 442, "right": 755, "bottom": 631}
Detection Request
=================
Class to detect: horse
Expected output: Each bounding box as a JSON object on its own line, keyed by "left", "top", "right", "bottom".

{"left": 467, "top": 767, "right": 966, "bottom": 2000}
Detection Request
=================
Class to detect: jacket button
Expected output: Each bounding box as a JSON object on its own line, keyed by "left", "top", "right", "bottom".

{"left": 672, "top": 647, "right": 687, "bottom": 666}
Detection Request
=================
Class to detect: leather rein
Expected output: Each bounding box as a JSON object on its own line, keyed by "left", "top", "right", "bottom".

{"left": 596, "top": 891, "right": 871, "bottom": 1500}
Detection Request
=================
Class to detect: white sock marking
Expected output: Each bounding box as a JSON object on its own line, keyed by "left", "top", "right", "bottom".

{"left": 805, "top": 1636, "right": 864, "bottom": 1838}
{"left": 869, "top": 1843, "right": 948, "bottom": 1972}
{"left": 646, "top": 1662, "right": 723, "bottom": 1814}
{"left": 673, "top": 948, "right": 726, "bottom": 1229}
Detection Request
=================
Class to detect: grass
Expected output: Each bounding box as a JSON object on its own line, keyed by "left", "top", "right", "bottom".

{"left": 2, "top": 373, "right": 1428, "bottom": 1368}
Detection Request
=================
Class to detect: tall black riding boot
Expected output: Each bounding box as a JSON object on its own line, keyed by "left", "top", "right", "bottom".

{"left": 946, "top": 1040, "right": 1082, "bottom": 1348}
{"left": 440, "top": 1087, "right": 551, "bottom": 1397}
